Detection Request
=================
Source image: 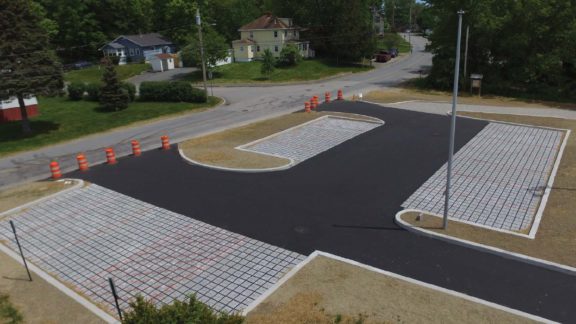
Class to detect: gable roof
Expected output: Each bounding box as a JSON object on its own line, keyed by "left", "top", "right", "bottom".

{"left": 239, "top": 13, "right": 297, "bottom": 31}
{"left": 154, "top": 53, "right": 175, "bottom": 60}
{"left": 121, "top": 33, "right": 174, "bottom": 47}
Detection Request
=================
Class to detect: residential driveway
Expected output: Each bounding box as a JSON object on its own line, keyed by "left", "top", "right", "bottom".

{"left": 126, "top": 67, "right": 197, "bottom": 90}
{"left": 71, "top": 101, "right": 576, "bottom": 322}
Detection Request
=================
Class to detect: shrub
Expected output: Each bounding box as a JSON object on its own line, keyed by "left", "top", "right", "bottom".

{"left": 278, "top": 44, "right": 302, "bottom": 66}
{"left": 67, "top": 82, "right": 85, "bottom": 100}
{"left": 139, "top": 81, "right": 207, "bottom": 103}
{"left": 85, "top": 83, "right": 100, "bottom": 101}
{"left": 120, "top": 82, "right": 136, "bottom": 102}
{"left": 99, "top": 57, "right": 129, "bottom": 111}
{"left": 261, "top": 49, "right": 275, "bottom": 78}
{"left": 122, "top": 295, "right": 243, "bottom": 324}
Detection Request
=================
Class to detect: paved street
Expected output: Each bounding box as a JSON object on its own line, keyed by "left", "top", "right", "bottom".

{"left": 70, "top": 101, "right": 576, "bottom": 322}
{"left": 0, "top": 36, "right": 431, "bottom": 189}
{"left": 0, "top": 184, "right": 304, "bottom": 314}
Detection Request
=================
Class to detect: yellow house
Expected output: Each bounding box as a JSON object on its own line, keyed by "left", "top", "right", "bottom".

{"left": 232, "top": 13, "right": 313, "bottom": 62}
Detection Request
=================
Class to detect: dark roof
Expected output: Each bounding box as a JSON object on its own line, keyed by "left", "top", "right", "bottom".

{"left": 119, "top": 33, "right": 173, "bottom": 47}
{"left": 239, "top": 13, "right": 298, "bottom": 31}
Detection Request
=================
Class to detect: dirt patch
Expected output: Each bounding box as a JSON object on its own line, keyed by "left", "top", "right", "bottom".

{"left": 0, "top": 180, "right": 104, "bottom": 323}
{"left": 401, "top": 112, "right": 576, "bottom": 267}
{"left": 364, "top": 88, "right": 576, "bottom": 110}
{"left": 179, "top": 111, "right": 381, "bottom": 170}
{"left": 0, "top": 181, "right": 69, "bottom": 216}
{"left": 245, "top": 255, "right": 537, "bottom": 324}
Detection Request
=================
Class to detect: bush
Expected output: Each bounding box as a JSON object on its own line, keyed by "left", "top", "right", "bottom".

{"left": 67, "top": 82, "right": 85, "bottom": 100}
{"left": 120, "top": 82, "right": 136, "bottom": 102}
{"left": 278, "top": 44, "right": 302, "bottom": 66}
{"left": 139, "top": 81, "right": 207, "bottom": 103}
{"left": 122, "top": 295, "right": 243, "bottom": 324}
{"left": 85, "top": 83, "right": 100, "bottom": 101}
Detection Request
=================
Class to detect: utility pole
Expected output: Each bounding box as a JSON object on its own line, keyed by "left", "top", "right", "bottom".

{"left": 443, "top": 10, "right": 465, "bottom": 230}
{"left": 463, "top": 25, "right": 470, "bottom": 86}
{"left": 408, "top": 2, "right": 412, "bottom": 53}
{"left": 196, "top": 7, "right": 208, "bottom": 94}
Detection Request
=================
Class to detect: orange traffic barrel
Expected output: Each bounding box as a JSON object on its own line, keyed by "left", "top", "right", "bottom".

{"left": 337, "top": 89, "right": 343, "bottom": 100}
{"left": 161, "top": 135, "right": 170, "bottom": 150}
{"left": 76, "top": 154, "right": 89, "bottom": 171}
{"left": 305, "top": 101, "right": 311, "bottom": 112}
{"left": 50, "top": 161, "right": 62, "bottom": 179}
{"left": 131, "top": 140, "right": 142, "bottom": 157}
{"left": 311, "top": 97, "right": 317, "bottom": 110}
{"left": 325, "top": 92, "right": 331, "bottom": 103}
{"left": 105, "top": 148, "right": 117, "bottom": 165}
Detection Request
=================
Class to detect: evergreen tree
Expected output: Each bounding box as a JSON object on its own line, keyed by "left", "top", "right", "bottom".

{"left": 261, "top": 49, "right": 275, "bottom": 79}
{"left": 0, "top": 0, "right": 64, "bottom": 133}
{"left": 99, "top": 57, "right": 129, "bottom": 111}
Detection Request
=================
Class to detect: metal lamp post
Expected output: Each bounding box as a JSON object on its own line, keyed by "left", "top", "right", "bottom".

{"left": 443, "top": 9, "right": 465, "bottom": 229}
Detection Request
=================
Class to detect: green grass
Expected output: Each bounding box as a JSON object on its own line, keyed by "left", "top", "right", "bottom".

{"left": 183, "top": 59, "right": 372, "bottom": 84}
{"left": 64, "top": 63, "right": 151, "bottom": 84}
{"left": 377, "top": 33, "right": 411, "bottom": 53}
{"left": 0, "top": 294, "right": 23, "bottom": 324}
{"left": 0, "top": 96, "right": 221, "bottom": 157}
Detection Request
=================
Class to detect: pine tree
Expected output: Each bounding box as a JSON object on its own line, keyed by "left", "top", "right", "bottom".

{"left": 0, "top": 0, "right": 64, "bottom": 133}
{"left": 99, "top": 57, "right": 129, "bottom": 111}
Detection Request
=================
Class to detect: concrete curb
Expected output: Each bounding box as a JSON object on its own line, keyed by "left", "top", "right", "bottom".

{"left": 395, "top": 209, "right": 576, "bottom": 276}
{"left": 243, "top": 250, "right": 557, "bottom": 323}
{"left": 0, "top": 179, "right": 119, "bottom": 323}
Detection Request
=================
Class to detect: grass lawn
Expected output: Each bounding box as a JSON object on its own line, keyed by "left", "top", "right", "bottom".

{"left": 64, "top": 63, "right": 151, "bottom": 84}
{"left": 0, "top": 96, "right": 220, "bottom": 157}
{"left": 400, "top": 112, "right": 576, "bottom": 267}
{"left": 376, "top": 33, "right": 411, "bottom": 53}
{"left": 183, "top": 59, "right": 372, "bottom": 84}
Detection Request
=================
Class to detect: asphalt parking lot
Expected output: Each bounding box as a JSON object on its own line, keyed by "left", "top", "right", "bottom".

{"left": 72, "top": 101, "right": 576, "bottom": 322}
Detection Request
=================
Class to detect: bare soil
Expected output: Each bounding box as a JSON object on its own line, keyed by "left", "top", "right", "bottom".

{"left": 364, "top": 88, "right": 576, "bottom": 110}
{"left": 179, "top": 111, "right": 381, "bottom": 170}
{"left": 0, "top": 181, "right": 104, "bottom": 323}
{"left": 245, "top": 255, "right": 536, "bottom": 324}
{"left": 401, "top": 112, "right": 576, "bottom": 267}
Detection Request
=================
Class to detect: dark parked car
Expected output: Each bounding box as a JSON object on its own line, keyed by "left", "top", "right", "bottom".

{"left": 388, "top": 48, "right": 399, "bottom": 58}
{"left": 63, "top": 60, "right": 92, "bottom": 71}
{"left": 374, "top": 50, "right": 392, "bottom": 62}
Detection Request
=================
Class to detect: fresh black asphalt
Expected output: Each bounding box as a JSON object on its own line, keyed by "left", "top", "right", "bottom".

{"left": 72, "top": 101, "right": 576, "bottom": 322}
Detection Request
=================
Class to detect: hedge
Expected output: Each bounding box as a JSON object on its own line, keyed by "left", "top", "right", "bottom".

{"left": 121, "top": 82, "right": 136, "bottom": 102}
{"left": 85, "top": 83, "right": 100, "bottom": 101}
{"left": 67, "top": 82, "right": 85, "bottom": 100}
{"left": 139, "top": 81, "right": 207, "bottom": 103}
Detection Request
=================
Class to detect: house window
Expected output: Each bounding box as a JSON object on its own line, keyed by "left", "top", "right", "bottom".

{"left": 135, "top": 48, "right": 140, "bottom": 55}
{"left": 274, "top": 45, "right": 279, "bottom": 52}
{"left": 250, "top": 31, "right": 254, "bottom": 38}
{"left": 257, "top": 46, "right": 260, "bottom": 52}
{"left": 274, "top": 31, "right": 278, "bottom": 38}
{"left": 303, "top": 43, "right": 307, "bottom": 50}
{"left": 129, "top": 48, "right": 134, "bottom": 56}
{"left": 284, "top": 30, "right": 287, "bottom": 37}
{"left": 240, "top": 46, "right": 244, "bottom": 51}
{"left": 293, "top": 30, "right": 296, "bottom": 36}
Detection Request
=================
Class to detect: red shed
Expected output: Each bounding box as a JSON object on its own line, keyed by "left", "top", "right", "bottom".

{"left": 0, "top": 96, "right": 39, "bottom": 123}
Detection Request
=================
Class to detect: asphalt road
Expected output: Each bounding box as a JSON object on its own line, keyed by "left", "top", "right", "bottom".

{"left": 72, "top": 101, "right": 576, "bottom": 323}
{"left": 0, "top": 35, "right": 431, "bottom": 189}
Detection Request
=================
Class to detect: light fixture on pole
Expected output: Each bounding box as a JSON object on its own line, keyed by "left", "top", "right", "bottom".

{"left": 196, "top": 7, "right": 208, "bottom": 94}
{"left": 443, "top": 9, "right": 465, "bottom": 230}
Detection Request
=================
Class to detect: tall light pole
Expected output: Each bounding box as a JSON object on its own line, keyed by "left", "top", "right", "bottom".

{"left": 463, "top": 25, "right": 470, "bottom": 86}
{"left": 443, "top": 9, "right": 465, "bottom": 230}
{"left": 196, "top": 7, "right": 208, "bottom": 94}
{"left": 408, "top": 3, "right": 412, "bottom": 53}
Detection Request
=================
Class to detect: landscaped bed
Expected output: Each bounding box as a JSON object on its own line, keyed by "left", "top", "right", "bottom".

{"left": 179, "top": 111, "right": 381, "bottom": 170}
{"left": 399, "top": 112, "right": 575, "bottom": 268}
{"left": 183, "top": 59, "right": 373, "bottom": 84}
{"left": 0, "top": 96, "right": 221, "bottom": 157}
{"left": 245, "top": 254, "right": 541, "bottom": 323}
